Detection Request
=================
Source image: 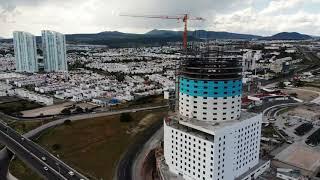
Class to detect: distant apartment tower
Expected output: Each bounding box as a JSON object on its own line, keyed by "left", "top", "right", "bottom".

{"left": 42, "top": 30, "right": 67, "bottom": 72}
{"left": 13, "top": 31, "right": 38, "bottom": 72}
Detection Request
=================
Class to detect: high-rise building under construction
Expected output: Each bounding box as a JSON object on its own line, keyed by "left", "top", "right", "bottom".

{"left": 163, "top": 46, "right": 269, "bottom": 180}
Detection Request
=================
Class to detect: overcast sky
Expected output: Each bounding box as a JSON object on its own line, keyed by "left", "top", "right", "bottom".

{"left": 0, "top": 0, "right": 320, "bottom": 38}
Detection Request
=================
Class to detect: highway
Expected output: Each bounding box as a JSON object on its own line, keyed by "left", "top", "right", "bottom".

{"left": 0, "top": 105, "right": 168, "bottom": 180}
{"left": 0, "top": 121, "right": 87, "bottom": 180}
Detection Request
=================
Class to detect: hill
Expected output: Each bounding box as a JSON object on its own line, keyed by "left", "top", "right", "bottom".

{"left": 193, "top": 30, "right": 261, "bottom": 40}
{"left": 146, "top": 29, "right": 261, "bottom": 40}
{"left": 0, "top": 30, "right": 315, "bottom": 47}
{"left": 66, "top": 31, "right": 184, "bottom": 48}
{"left": 262, "top": 32, "right": 312, "bottom": 40}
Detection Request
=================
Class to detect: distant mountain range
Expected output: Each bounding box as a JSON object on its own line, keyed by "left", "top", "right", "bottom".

{"left": 0, "top": 30, "right": 315, "bottom": 47}
{"left": 146, "top": 29, "right": 262, "bottom": 40}
{"left": 144, "top": 29, "right": 313, "bottom": 40}
{"left": 261, "top": 32, "right": 312, "bottom": 40}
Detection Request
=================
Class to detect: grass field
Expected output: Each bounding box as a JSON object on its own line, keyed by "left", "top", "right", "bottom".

{"left": 0, "top": 100, "right": 42, "bottom": 116}
{"left": 9, "top": 158, "right": 42, "bottom": 180}
{"left": 9, "top": 108, "right": 168, "bottom": 180}
{"left": 110, "top": 95, "right": 167, "bottom": 110}
{"left": 9, "top": 120, "right": 48, "bottom": 135}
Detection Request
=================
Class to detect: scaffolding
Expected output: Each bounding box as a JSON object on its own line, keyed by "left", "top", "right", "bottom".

{"left": 179, "top": 45, "right": 242, "bottom": 80}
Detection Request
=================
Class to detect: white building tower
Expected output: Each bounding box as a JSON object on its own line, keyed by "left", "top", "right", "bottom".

{"left": 163, "top": 47, "right": 269, "bottom": 180}
{"left": 42, "top": 30, "right": 67, "bottom": 72}
{"left": 13, "top": 31, "right": 38, "bottom": 73}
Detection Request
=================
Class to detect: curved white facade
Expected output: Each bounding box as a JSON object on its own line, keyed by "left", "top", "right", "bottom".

{"left": 179, "top": 77, "right": 242, "bottom": 122}
{"left": 179, "top": 93, "right": 241, "bottom": 122}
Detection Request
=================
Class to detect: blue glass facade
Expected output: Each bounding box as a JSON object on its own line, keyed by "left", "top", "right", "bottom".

{"left": 179, "top": 77, "right": 242, "bottom": 97}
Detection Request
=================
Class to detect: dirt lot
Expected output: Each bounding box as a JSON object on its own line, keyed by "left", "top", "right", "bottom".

{"left": 9, "top": 108, "right": 168, "bottom": 180}
{"left": 287, "top": 104, "right": 320, "bottom": 121}
{"left": 21, "top": 102, "right": 74, "bottom": 117}
{"left": 283, "top": 88, "right": 318, "bottom": 102}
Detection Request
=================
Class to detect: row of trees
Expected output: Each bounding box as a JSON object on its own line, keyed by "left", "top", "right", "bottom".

{"left": 60, "top": 106, "right": 92, "bottom": 115}
{"left": 294, "top": 123, "right": 313, "bottom": 136}
{"left": 306, "top": 128, "right": 320, "bottom": 146}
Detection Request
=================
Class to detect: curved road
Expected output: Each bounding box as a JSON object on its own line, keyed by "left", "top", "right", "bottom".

{"left": 0, "top": 105, "right": 168, "bottom": 180}
{"left": 131, "top": 126, "right": 163, "bottom": 180}
{"left": 116, "top": 120, "right": 163, "bottom": 180}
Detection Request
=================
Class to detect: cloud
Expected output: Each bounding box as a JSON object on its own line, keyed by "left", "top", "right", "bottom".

{"left": 260, "top": 0, "right": 304, "bottom": 14}
{"left": 0, "top": 0, "right": 319, "bottom": 38}
{"left": 213, "top": 5, "right": 320, "bottom": 36}
{"left": 0, "top": 0, "right": 251, "bottom": 37}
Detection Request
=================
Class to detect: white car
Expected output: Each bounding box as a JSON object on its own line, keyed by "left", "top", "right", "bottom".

{"left": 41, "top": 157, "right": 46, "bottom": 161}
{"left": 43, "top": 166, "right": 48, "bottom": 171}
{"left": 68, "top": 171, "right": 74, "bottom": 176}
{"left": 268, "top": 118, "right": 276, "bottom": 121}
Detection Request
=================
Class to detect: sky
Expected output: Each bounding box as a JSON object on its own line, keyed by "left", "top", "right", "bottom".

{"left": 0, "top": 0, "right": 320, "bottom": 38}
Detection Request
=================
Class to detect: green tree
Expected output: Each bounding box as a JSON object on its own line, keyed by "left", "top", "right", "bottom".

{"left": 116, "top": 73, "right": 125, "bottom": 82}
{"left": 63, "top": 119, "right": 72, "bottom": 126}
{"left": 74, "top": 106, "right": 84, "bottom": 114}
{"left": 277, "top": 81, "right": 286, "bottom": 89}
{"left": 52, "top": 144, "right": 61, "bottom": 151}
{"left": 61, "top": 108, "right": 71, "bottom": 115}
{"left": 120, "top": 113, "right": 133, "bottom": 123}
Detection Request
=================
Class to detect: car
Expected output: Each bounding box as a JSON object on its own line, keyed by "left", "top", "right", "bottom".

{"left": 41, "top": 157, "right": 46, "bottom": 161}
{"left": 43, "top": 166, "right": 48, "bottom": 171}
{"left": 21, "top": 137, "right": 25, "bottom": 141}
{"left": 268, "top": 118, "right": 276, "bottom": 121}
{"left": 68, "top": 171, "right": 74, "bottom": 176}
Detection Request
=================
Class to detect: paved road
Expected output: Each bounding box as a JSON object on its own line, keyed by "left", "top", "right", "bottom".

{"left": 132, "top": 126, "right": 163, "bottom": 180}
{"left": 0, "top": 105, "right": 167, "bottom": 180}
{"left": 0, "top": 148, "right": 15, "bottom": 179}
{"left": 116, "top": 120, "right": 163, "bottom": 180}
{"left": 24, "top": 105, "right": 168, "bottom": 138}
{"left": 0, "top": 121, "right": 83, "bottom": 180}
{"left": 262, "top": 86, "right": 320, "bottom": 143}
{"left": 263, "top": 103, "right": 300, "bottom": 119}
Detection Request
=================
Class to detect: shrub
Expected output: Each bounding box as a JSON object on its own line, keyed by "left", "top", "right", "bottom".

{"left": 63, "top": 119, "right": 72, "bottom": 126}
{"left": 120, "top": 113, "right": 133, "bottom": 123}
{"left": 52, "top": 144, "right": 61, "bottom": 151}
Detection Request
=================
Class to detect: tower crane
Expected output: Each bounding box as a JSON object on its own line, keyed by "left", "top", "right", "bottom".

{"left": 120, "top": 14, "right": 205, "bottom": 49}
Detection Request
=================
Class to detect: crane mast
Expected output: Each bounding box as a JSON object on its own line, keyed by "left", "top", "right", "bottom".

{"left": 120, "top": 14, "right": 205, "bottom": 49}
{"left": 120, "top": 13, "right": 205, "bottom": 111}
